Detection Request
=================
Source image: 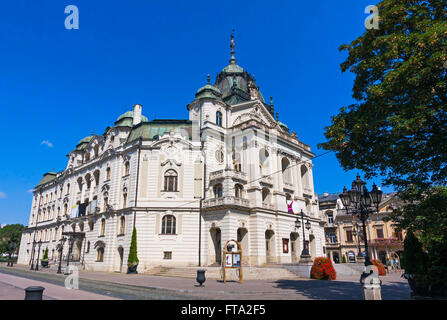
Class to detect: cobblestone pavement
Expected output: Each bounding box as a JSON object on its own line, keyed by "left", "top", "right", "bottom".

{"left": 0, "top": 264, "right": 411, "bottom": 300}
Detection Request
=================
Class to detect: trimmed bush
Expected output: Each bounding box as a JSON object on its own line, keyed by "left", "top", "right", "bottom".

{"left": 401, "top": 230, "right": 428, "bottom": 275}
{"left": 127, "top": 227, "right": 139, "bottom": 267}
{"left": 372, "top": 259, "right": 386, "bottom": 276}
{"left": 311, "top": 257, "right": 337, "bottom": 280}
{"left": 342, "top": 254, "right": 347, "bottom": 263}
{"left": 42, "top": 248, "right": 49, "bottom": 261}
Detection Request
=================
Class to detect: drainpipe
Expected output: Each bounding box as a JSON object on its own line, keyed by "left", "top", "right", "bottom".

{"left": 133, "top": 137, "right": 143, "bottom": 228}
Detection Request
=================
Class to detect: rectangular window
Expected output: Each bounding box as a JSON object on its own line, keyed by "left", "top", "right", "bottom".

{"left": 163, "top": 252, "right": 172, "bottom": 260}
{"left": 346, "top": 230, "right": 353, "bottom": 242}
{"left": 329, "top": 233, "right": 337, "bottom": 244}
{"left": 376, "top": 228, "right": 384, "bottom": 239}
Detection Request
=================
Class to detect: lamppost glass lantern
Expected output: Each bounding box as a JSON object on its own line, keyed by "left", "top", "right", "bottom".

{"left": 339, "top": 186, "right": 351, "bottom": 207}
{"left": 360, "top": 188, "right": 372, "bottom": 207}
{"left": 369, "top": 183, "right": 383, "bottom": 207}
{"left": 305, "top": 219, "right": 311, "bottom": 230}
{"left": 348, "top": 187, "right": 361, "bottom": 205}
{"left": 295, "top": 218, "right": 300, "bottom": 229}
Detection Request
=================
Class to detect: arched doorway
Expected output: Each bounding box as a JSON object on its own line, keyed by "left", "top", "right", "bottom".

{"left": 290, "top": 232, "right": 300, "bottom": 263}
{"left": 117, "top": 247, "right": 124, "bottom": 273}
{"left": 237, "top": 228, "right": 249, "bottom": 264}
{"left": 265, "top": 230, "right": 275, "bottom": 263}
{"left": 210, "top": 228, "right": 221, "bottom": 266}
{"left": 332, "top": 252, "right": 340, "bottom": 264}
{"left": 72, "top": 240, "right": 82, "bottom": 262}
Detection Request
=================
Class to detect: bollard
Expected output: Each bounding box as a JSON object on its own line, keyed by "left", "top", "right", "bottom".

{"left": 196, "top": 269, "right": 206, "bottom": 287}
{"left": 24, "top": 286, "right": 45, "bottom": 300}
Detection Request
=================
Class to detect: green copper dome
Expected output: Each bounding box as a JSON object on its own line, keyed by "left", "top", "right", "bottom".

{"left": 115, "top": 110, "right": 149, "bottom": 127}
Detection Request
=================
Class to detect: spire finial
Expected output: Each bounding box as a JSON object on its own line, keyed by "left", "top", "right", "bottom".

{"left": 207, "top": 74, "right": 210, "bottom": 84}
{"left": 276, "top": 112, "right": 279, "bottom": 120}
{"left": 270, "top": 96, "right": 274, "bottom": 106}
{"left": 230, "top": 29, "right": 237, "bottom": 65}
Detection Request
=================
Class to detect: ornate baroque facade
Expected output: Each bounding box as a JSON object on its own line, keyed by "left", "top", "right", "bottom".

{"left": 18, "top": 37, "right": 325, "bottom": 272}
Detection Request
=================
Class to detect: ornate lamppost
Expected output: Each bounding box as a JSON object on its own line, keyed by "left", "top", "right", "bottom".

{"left": 299, "top": 210, "right": 312, "bottom": 262}
{"left": 353, "top": 222, "right": 364, "bottom": 260}
{"left": 35, "top": 241, "right": 42, "bottom": 271}
{"left": 30, "top": 241, "right": 36, "bottom": 270}
{"left": 64, "top": 236, "right": 74, "bottom": 275}
{"left": 339, "top": 174, "right": 383, "bottom": 299}
{"left": 57, "top": 237, "right": 67, "bottom": 274}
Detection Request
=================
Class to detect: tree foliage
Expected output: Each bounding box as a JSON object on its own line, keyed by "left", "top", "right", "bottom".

{"left": 319, "top": 0, "right": 447, "bottom": 191}
{"left": 127, "top": 227, "right": 139, "bottom": 267}
{"left": 0, "top": 224, "right": 25, "bottom": 254}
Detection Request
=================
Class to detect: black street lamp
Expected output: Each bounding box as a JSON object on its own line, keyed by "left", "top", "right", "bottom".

{"left": 64, "top": 236, "right": 74, "bottom": 275}
{"left": 339, "top": 175, "right": 382, "bottom": 267}
{"left": 35, "top": 241, "right": 42, "bottom": 271}
{"left": 300, "top": 210, "right": 311, "bottom": 258}
{"left": 30, "top": 241, "right": 36, "bottom": 270}
{"left": 57, "top": 237, "right": 67, "bottom": 274}
{"left": 353, "top": 222, "right": 364, "bottom": 259}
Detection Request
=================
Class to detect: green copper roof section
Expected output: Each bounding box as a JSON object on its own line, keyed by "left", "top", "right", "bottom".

{"left": 115, "top": 110, "right": 149, "bottom": 127}
{"left": 76, "top": 135, "right": 93, "bottom": 150}
{"left": 127, "top": 120, "right": 193, "bottom": 143}
{"left": 195, "top": 75, "right": 223, "bottom": 101}
{"left": 36, "top": 172, "right": 57, "bottom": 187}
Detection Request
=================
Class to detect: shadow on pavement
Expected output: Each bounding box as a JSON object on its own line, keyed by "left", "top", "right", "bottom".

{"left": 274, "top": 278, "right": 411, "bottom": 300}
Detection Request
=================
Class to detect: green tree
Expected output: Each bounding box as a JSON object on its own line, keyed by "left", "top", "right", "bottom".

{"left": 319, "top": 0, "right": 447, "bottom": 191}
{"left": 401, "top": 230, "right": 428, "bottom": 275}
{"left": 127, "top": 227, "right": 139, "bottom": 267}
{"left": 0, "top": 224, "right": 25, "bottom": 255}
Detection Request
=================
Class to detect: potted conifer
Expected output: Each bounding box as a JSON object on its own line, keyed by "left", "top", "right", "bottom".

{"left": 41, "top": 248, "right": 49, "bottom": 268}
{"left": 127, "top": 227, "right": 139, "bottom": 274}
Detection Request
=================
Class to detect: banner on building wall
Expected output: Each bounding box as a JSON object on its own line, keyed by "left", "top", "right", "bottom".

{"left": 71, "top": 205, "right": 79, "bottom": 218}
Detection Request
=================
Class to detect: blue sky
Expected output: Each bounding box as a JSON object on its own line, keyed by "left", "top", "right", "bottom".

{"left": 0, "top": 0, "right": 388, "bottom": 225}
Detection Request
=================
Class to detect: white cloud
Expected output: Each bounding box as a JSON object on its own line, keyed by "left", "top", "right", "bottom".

{"left": 27, "top": 190, "right": 34, "bottom": 194}
{"left": 41, "top": 140, "right": 54, "bottom": 148}
{"left": 0, "top": 192, "right": 7, "bottom": 199}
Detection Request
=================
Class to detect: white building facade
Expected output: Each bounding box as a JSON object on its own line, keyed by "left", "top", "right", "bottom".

{"left": 18, "top": 37, "right": 325, "bottom": 273}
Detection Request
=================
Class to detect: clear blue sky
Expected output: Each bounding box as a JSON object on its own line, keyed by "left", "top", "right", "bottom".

{"left": 0, "top": 0, "right": 389, "bottom": 225}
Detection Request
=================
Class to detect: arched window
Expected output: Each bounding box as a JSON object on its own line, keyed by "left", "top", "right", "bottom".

{"left": 103, "top": 194, "right": 109, "bottom": 212}
{"left": 123, "top": 193, "right": 127, "bottom": 208}
{"left": 235, "top": 184, "right": 243, "bottom": 198}
{"left": 94, "top": 145, "right": 99, "bottom": 158}
{"left": 161, "top": 215, "right": 176, "bottom": 235}
{"left": 119, "top": 216, "right": 125, "bottom": 235}
{"left": 100, "top": 218, "right": 105, "bottom": 236}
{"left": 106, "top": 167, "right": 111, "bottom": 181}
{"left": 282, "top": 157, "right": 291, "bottom": 184}
{"left": 164, "top": 170, "right": 178, "bottom": 192}
{"left": 63, "top": 204, "right": 68, "bottom": 215}
{"left": 97, "top": 247, "right": 104, "bottom": 262}
{"left": 216, "top": 111, "right": 223, "bottom": 127}
{"left": 262, "top": 188, "right": 271, "bottom": 203}
{"left": 301, "top": 165, "right": 309, "bottom": 190}
{"left": 85, "top": 152, "right": 90, "bottom": 162}
{"left": 77, "top": 177, "right": 83, "bottom": 193}
{"left": 66, "top": 183, "right": 70, "bottom": 195}
{"left": 124, "top": 161, "right": 130, "bottom": 176}
{"left": 233, "top": 152, "right": 241, "bottom": 172}
{"left": 54, "top": 228, "right": 58, "bottom": 241}
{"left": 85, "top": 173, "right": 91, "bottom": 189}
{"left": 259, "top": 149, "right": 270, "bottom": 175}
{"left": 93, "top": 170, "right": 100, "bottom": 186}
{"left": 86, "top": 241, "right": 90, "bottom": 253}
{"left": 214, "top": 184, "right": 223, "bottom": 198}
{"left": 60, "top": 226, "right": 64, "bottom": 240}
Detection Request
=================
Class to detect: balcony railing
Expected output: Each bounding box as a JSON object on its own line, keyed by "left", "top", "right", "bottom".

{"left": 203, "top": 196, "right": 250, "bottom": 208}
{"left": 209, "top": 169, "right": 247, "bottom": 182}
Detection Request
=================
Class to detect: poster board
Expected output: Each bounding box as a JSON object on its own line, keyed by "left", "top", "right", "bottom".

{"left": 222, "top": 240, "right": 243, "bottom": 283}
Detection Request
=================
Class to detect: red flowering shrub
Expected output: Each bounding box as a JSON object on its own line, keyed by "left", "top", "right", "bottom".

{"left": 372, "top": 259, "right": 387, "bottom": 276}
{"left": 311, "top": 257, "right": 337, "bottom": 280}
